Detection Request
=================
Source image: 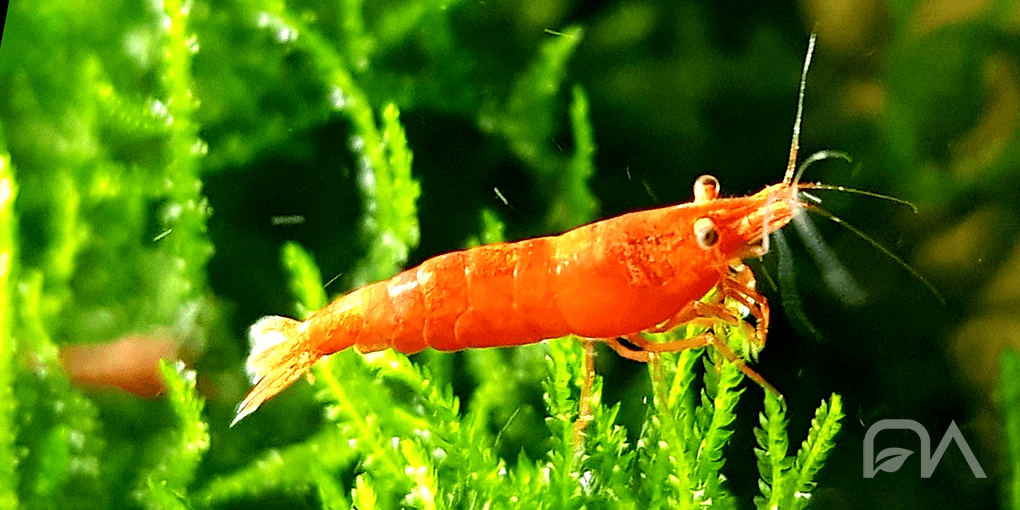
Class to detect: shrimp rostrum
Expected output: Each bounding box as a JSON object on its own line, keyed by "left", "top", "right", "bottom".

{"left": 234, "top": 35, "right": 826, "bottom": 426}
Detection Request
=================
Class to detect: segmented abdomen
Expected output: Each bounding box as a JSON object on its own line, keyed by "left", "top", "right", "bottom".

{"left": 308, "top": 236, "right": 572, "bottom": 355}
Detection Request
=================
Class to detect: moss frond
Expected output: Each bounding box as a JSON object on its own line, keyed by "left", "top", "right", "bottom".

{"left": 500, "top": 26, "right": 583, "bottom": 166}
{"left": 351, "top": 473, "right": 380, "bottom": 510}
{"left": 281, "top": 241, "right": 329, "bottom": 318}
{"left": 754, "top": 392, "right": 791, "bottom": 509}
{"left": 160, "top": 0, "right": 213, "bottom": 301}
{"left": 197, "top": 428, "right": 358, "bottom": 506}
{"left": 554, "top": 85, "right": 599, "bottom": 230}
{"left": 790, "top": 394, "right": 843, "bottom": 502}
{"left": 0, "top": 151, "right": 18, "bottom": 510}
{"left": 15, "top": 269, "right": 105, "bottom": 510}
{"left": 755, "top": 392, "right": 843, "bottom": 510}
{"left": 141, "top": 361, "right": 209, "bottom": 509}
{"left": 542, "top": 337, "right": 586, "bottom": 508}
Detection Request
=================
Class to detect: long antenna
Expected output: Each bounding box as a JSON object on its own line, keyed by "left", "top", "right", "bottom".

{"left": 784, "top": 33, "right": 817, "bottom": 184}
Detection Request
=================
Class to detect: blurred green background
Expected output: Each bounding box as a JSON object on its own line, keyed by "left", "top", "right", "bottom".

{"left": 1, "top": 0, "right": 1018, "bottom": 508}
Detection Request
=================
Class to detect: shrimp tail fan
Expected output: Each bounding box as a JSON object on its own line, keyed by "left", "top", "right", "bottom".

{"left": 232, "top": 316, "right": 319, "bottom": 426}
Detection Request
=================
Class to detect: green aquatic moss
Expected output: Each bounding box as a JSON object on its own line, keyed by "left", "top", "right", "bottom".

{"left": 13, "top": 0, "right": 1005, "bottom": 508}
{"left": 754, "top": 392, "right": 843, "bottom": 510}
{"left": 0, "top": 148, "right": 19, "bottom": 510}
{"left": 142, "top": 361, "right": 210, "bottom": 509}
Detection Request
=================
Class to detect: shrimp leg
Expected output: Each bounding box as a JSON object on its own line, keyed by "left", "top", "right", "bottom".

{"left": 718, "top": 262, "right": 770, "bottom": 343}
{"left": 627, "top": 331, "right": 779, "bottom": 395}
{"left": 601, "top": 263, "right": 779, "bottom": 398}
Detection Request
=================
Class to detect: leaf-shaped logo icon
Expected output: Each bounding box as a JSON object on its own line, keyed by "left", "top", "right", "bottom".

{"left": 874, "top": 447, "right": 913, "bottom": 473}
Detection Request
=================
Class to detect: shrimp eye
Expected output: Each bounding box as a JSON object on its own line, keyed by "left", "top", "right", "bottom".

{"left": 694, "top": 217, "right": 719, "bottom": 249}
{"left": 694, "top": 175, "right": 720, "bottom": 203}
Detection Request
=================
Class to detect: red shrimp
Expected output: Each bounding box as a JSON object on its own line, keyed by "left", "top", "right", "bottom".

{"left": 233, "top": 176, "right": 816, "bottom": 425}
{"left": 233, "top": 35, "right": 826, "bottom": 426}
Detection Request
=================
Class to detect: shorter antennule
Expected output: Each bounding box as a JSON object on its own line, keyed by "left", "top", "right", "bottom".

{"left": 793, "top": 150, "right": 851, "bottom": 185}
